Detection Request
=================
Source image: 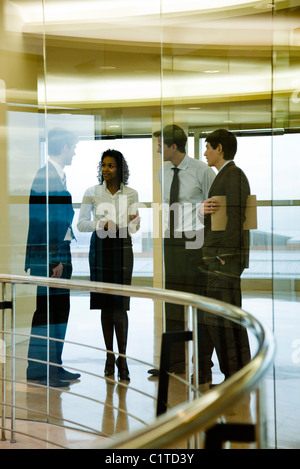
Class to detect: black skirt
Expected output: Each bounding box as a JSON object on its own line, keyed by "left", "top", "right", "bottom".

{"left": 89, "top": 229, "right": 133, "bottom": 310}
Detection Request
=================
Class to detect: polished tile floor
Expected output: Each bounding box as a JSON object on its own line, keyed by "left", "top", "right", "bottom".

{"left": 0, "top": 291, "right": 299, "bottom": 449}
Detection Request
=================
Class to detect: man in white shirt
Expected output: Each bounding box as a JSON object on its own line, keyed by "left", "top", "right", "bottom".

{"left": 149, "top": 125, "right": 215, "bottom": 378}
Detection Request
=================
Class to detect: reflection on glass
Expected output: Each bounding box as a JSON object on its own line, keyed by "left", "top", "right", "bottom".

{"left": 272, "top": 134, "right": 300, "bottom": 200}
{"left": 1, "top": 0, "right": 299, "bottom": 450}
{"left": 243, "top": 207, "right": 272, "bottom": 281}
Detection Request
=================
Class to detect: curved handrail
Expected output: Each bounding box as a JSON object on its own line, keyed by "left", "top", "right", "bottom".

{"left": 104, "top": 329, "right": 274, "bottom": 449}
{"left": 0, "top": 274, "right": 275, "bottom": 449}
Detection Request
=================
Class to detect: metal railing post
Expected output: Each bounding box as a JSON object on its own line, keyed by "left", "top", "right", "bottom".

{"left": 255, "top": 384, "right": 269, "bottom": 449}
{"left": 1, "top": 283, "right": 6, "bottom": 442}
{"left": 10, "top": 283, "right": 16, "bottom": 443}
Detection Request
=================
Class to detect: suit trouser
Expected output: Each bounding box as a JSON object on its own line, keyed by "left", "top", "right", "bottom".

{"left": 27, "top": 248, "right": 72, "bottom": 379}
{"left": 204, "top": 258, "right": 251, "bottom": 378}
{"left": 164, "top": 235, "right": 207, "bottom": 373}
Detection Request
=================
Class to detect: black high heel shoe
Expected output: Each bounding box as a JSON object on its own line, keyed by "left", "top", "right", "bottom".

{"left": 104, "top": 354, "right": 115, "bottom": 377}
{"left": 116, "top": 357, "right": 130, "bottom": 382}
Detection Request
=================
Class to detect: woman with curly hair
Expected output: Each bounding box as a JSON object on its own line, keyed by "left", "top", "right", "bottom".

{"left": 78, "top": 149, "right": 140, "bottom": 381}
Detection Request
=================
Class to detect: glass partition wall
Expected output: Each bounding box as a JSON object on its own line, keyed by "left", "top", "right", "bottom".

{"left": 271, "top": 3, "right": 300, "bottom": 449}
{"left": 1, "top": 0, "right": 299, "bottom": 448}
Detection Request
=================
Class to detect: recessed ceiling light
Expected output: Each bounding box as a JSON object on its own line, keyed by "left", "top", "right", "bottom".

{"left": 99, "top": 66, "right": 117, "bottom": 70}
{"left": 203, "top": 70, "right": 220, "bottom": 74}
{"left": 189, "top": 107, "right": 201, "bottom": 110}
{"left": 109, "top": 125, "right": 120, "bottom": 128}
{"left": 254, "top": 3, "right": 275, "bottom": 9}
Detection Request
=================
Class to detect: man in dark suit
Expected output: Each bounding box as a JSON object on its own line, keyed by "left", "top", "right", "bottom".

{"left": 25, "top": 127, "right": 80, "bottom": 387}
{"left": 201, "top": 129, "right": 251, "bottom": 382}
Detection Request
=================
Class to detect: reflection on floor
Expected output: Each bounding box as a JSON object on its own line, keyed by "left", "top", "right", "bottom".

{"left": 0, "top": 291, "right": 299, "bottom": 449}
{"left": 243, "top": 291, "right": 300, "bottom": 450}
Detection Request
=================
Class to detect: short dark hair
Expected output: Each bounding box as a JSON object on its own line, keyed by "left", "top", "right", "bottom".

{"left": 97, "top": 149, "right": 130, "bottom": 185}
{"left": 153, "top": 124, "right": 187, "bottom": 153}
{"left": 48, "top": 128, "right": 77, "bottom": 156}
{"left": 205, "top": 129, "right": 237, "bottom": 160}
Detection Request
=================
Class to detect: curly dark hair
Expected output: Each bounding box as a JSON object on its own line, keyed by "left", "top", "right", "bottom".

{"left": 97, "top": 149, "right": 130, "bottom": 185}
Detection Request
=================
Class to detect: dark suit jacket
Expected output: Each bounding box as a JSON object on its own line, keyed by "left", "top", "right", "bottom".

{"left": 202, "top": 161, "right": 250, "bottom": 271}
{"left": 25, "top": 162, "right": 74, "bottom": 277}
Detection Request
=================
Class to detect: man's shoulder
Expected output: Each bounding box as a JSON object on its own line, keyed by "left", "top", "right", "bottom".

{"left": 226, "top": 162, "right": 249, "bottom": 180}
{"left": 32, "top": 163, "right": 59, "bottom": 183}
{"left": 217, "top": 163, "right": 250, "bottom": 195}
{"left": 31, "top": 164, "right": 65, "bottom": 197}
{"left": 186, "top": 157, "right": 216, "bottom": 183}
{"left": 30, "top": 165, "right": 47, "bottom": 192}
{"left": 33, "top": 164, "right": 46, "bottom": 179}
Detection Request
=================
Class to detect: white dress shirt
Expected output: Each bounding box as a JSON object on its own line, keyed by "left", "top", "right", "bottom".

{"left": 77, "top": 182, "right": 139, "bottom": 235}
{"left": 159, "top": 155, "right": 215, "bottom": 233}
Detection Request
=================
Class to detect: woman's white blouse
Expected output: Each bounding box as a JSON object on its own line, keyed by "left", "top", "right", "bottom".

{"left": 77, "top": 182, "right": 139, "bottom": 235}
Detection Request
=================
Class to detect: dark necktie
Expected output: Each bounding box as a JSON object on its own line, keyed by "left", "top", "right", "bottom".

{"left": 169, "top": 167, "right": 179, "bottom": 235}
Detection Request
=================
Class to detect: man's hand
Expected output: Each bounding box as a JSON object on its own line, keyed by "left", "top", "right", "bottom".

{"left": 217, "top": 256, "right": 226, "bottom": 265}
{"left": 51, "top": 262, "right": 63, "bottom": 278}
{"left": 201, "top": 197, "right": 220, "bottom": 216}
